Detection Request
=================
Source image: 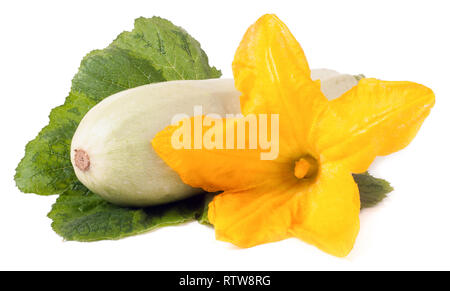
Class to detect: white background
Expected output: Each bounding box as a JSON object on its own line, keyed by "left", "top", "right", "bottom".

{"left": 1, "top": 0, "right": 449, "bottom": 270}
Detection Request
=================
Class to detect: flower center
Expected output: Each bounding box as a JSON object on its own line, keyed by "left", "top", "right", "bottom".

{"left": 294, "top": 156, "right": 318, "bottom": 179}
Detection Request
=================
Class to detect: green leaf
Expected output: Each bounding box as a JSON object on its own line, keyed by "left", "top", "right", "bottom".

{"left": 15, "top": 16, "right": 221, "bottom": 195}
{"left": 354, "top": 74, "right": 366, "bottom": 81}
{"left": 16, "top": 16, "right": 221, "bottom": 241}
{"left": 48, "top": 183, "right": 205, "bottom": 241}
{"left": 353, "top": 172, "right": 393, "bottom": 209}
{"left": 197, "top": 193, "right": 217, "bottom": 226}
{"left": 113, "top": 17, "right": 221, "bottom": 81}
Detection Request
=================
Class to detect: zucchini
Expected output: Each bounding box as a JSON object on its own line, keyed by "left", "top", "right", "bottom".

{"left": 71, "top": 70, "right": 357, "bottom": 206}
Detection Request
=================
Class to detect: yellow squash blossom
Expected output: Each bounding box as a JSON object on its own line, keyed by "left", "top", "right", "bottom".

{"left": 152, "top": 14, "right": 435, "bottom": 257}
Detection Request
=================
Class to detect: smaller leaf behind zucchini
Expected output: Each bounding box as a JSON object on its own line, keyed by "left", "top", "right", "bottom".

{"left": 48, "top": 182, "right": 205, "bottom": 242}
{"left": 353, "top": 172, "right": 393, "bottom": 209}
{"left": 48, "top": 172, "right": 392, "bottom": 242}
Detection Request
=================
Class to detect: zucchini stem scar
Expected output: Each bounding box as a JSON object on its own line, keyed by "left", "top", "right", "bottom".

{"left": 74, "top": 149, "right": 90, "bottom": 171}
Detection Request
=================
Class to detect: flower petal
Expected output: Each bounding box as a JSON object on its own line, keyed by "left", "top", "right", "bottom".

{"left": 209, "top": 162, "right": 360, "bottom": 257}
{"left": 208, "top": 177, "right": 300, "bottom": 248}
{"left": 152, "top": 116, "right": 290, "bottom": 193}
{"left": 233, "top": 14, "right": 328, "bottom": 154}
{"left": 289, "top": 162, "right": 360, "bottom": 257}
{"left": 314, "top": 78, "right": 435, "bottom": 173}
